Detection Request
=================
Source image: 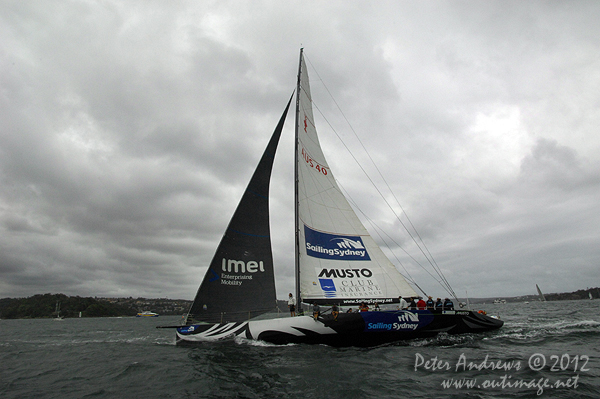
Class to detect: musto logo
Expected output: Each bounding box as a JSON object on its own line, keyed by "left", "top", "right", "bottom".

{"left": 304, "top": 225, "right": 371, "bottom": 261}
{"left": 316, "top": 268, "right": 383, "bottom": 298}
{"left": 364, "top": 311, "right": 424, "bottom": 332}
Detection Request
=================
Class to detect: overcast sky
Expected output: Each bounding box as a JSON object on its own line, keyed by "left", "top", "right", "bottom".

{"left": 2, "top": 1, "right": 599, "bottom": 301}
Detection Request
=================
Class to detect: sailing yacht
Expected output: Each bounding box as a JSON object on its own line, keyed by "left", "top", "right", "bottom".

{"left": 172, "top": 49, "right": 503, "bottom": 347}
{"left": 54, "top": 301, "right": 64, "bottom": 321}
{"left": 536, "top": 284, "right": 546, "bottom": 301}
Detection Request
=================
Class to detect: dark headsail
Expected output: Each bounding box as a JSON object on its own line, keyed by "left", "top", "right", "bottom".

{"left": 187, "top": 95, "right": 293, "bottom": 324}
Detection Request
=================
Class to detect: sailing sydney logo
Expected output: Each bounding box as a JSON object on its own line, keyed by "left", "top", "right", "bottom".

{"left": 304, "top": 225, "right": 371, "bottom": 261}
{"left": 366, "top": 311, "right": 421, "bottom": 331}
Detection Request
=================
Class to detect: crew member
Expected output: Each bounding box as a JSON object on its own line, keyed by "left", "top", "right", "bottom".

{"left": 312, "top": 303, "right": 320, "bottom": 320}
{"left": 332, "top": 303, "right": 339, "bottom": 321}
{"left": 398, "top": 296, "right": 408, "bottom": 310}
{"left": 435, "top": 298, "right": 443, "bottom": 311}
{"left": 409, "top": 297, "right": 417, "bottom": 310}
{"left": 443, "top": 298, "right": 454, "bottom": 310}
{"left": 288, "top": 293, "right": 296, "bottom": 317}
{"left": 426, "top": 296, "right": 434, "bottom": 310}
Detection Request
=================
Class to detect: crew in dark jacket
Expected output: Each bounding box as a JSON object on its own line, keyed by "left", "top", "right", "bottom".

{"left": 443, "top": 298, "right": 454, "bottom": 310}
{"left": 426, "top": 296, "right": 434, "bottom": 310}
{"left": 435, "top": 298, "right": 443, "bottom": 311}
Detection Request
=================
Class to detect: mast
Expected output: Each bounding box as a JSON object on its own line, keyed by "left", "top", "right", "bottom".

{"left": 294, "top": 48, "right": 303, "bottom": 311}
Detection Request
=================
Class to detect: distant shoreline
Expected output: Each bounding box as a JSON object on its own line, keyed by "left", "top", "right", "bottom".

{"left": 0, "top": 294, "right": 191, "bottom": 319}
{"left": 2, "top": 287, "right": 597, "bottom": 319}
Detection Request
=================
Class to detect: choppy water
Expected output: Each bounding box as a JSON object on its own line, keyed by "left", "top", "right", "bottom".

{"left": 1, "top": 300, "right": 599, "bottom": 398}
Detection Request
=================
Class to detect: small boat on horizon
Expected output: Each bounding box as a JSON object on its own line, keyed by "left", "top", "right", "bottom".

{"left": 136, "top": 311, "right": 159, "bottom": 317}
{"left": 54, "top": 301, "right": 64, "bottom": 321}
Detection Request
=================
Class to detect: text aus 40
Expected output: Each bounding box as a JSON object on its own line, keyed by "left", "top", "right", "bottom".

{"left": 301, "top": 147, "right": 328, "bottom": 176}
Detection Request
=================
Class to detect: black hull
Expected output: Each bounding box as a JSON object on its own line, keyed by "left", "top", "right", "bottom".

{"left": 176, "top": 310, "right": 503, "bottom": 347}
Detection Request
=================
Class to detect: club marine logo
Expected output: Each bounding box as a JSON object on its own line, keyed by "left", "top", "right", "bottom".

{"left": 319, "top": 278, "right": 337, "bottom": 298}
{"left": 304, "top": 225, "right": 371, "bottom": 261}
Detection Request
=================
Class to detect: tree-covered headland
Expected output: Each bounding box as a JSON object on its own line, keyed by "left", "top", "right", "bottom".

{"left": 0, "top": 293, "right": 138, "bottom": 319}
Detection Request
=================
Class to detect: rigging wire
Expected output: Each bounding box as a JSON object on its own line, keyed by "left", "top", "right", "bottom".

{"left": 340, "top": 181, "right": 455, "bottom": 299}
{"left": 305, "top": 55, "right": 459, "bottom": 301}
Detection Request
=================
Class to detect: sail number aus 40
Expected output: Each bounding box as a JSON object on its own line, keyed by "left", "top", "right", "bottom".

{"left": 301, "top": 147, "right": 328, "bottom": 176}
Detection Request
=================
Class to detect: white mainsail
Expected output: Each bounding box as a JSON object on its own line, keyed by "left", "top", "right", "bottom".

{"left": 295, "top": 52, "right": 417, "bottom": 305}
{"left": 536, "top": 284, "right": 546, "bottom": 301}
